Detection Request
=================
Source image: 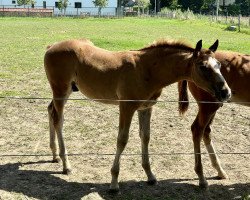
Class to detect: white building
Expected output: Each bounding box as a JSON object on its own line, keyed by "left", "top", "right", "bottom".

{"left": 0, "top": 0, "right": 118, "bottom": 16}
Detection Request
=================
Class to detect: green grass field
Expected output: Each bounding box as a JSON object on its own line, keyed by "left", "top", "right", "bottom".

{"left": 0, "top": 17, "right": 249, "bottom": 97}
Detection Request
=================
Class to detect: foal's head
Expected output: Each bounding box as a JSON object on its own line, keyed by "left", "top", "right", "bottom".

{"left": 191, "top": 40, "right": 231, "bottom": 102}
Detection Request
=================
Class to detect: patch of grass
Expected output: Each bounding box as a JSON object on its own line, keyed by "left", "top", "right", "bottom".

{"left": 0, "top": 90, "right": 29, "bottom": 97}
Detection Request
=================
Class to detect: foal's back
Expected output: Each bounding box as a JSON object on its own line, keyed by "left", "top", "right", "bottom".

{"left": 44, "top": 39, "right": 137, "bottom": 102}
{"left": 45, "top": 39, "right": 126, "bottom": 71}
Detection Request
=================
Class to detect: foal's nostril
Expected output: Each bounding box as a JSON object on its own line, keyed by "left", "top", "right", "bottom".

{"left": 220, "top": 89, "right": 231, "bottom": 100}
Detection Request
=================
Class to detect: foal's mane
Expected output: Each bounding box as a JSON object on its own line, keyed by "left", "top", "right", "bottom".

{"left": 140, "top": 39, "right": 194, "bottom": 52}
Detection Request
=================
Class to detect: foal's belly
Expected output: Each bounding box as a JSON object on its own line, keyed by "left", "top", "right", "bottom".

{"left": 76, "top": 80, "right": 119, "bottom": 105}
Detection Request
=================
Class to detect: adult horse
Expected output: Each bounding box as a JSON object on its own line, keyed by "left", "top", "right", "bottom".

{"left": 178, "top": 51, "right": 250, "bottom": 188}
{"left": 44, "top": 38, "right": 231, "bottom": 192}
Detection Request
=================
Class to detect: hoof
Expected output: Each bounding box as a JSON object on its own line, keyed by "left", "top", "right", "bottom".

{"left": 199, "top": 181, "right": 208, "bottom": 189}
{"left": 147, "top": 179, "right": 158, "bottom": 185}
{"left": 108, "top": 188, "right": 120, "bottom": 194}
{"left": 62, "top": 168, "right": 72, "bottom": 175}
{"left": 217, "top": 172, "right": 228, "bottom": 180}
{"left": 52, "top": 157, "right": 61, "bottom": 163}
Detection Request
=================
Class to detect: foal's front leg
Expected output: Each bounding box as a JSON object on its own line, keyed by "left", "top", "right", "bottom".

{"left": 203, "top": 117, "right": 228, "bottom": 179}
{"left": 110, "top": 102, "right": 135, "bottom": 192}
{"left": 138, "top": 108, "right": 157, "bottom": 185}
{"left": 191, "top": 113, "right": 208, "bottom": 188}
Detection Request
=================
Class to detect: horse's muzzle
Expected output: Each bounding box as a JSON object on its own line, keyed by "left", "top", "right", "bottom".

{"left": 215, "top": 87, "right": 231, "bottom": 102}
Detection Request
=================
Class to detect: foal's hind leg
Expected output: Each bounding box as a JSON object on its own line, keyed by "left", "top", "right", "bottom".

{"left": 48, "top": 102, "right": 60, "bottom": 163}
{"left": 48, "top": 88, "right": 72, "bottom": 174}
{"left": 138, "top": 107, "right": 157, "bottom": 185}
{"left": 203, "top": 116, "right": 228, "bottom": 179}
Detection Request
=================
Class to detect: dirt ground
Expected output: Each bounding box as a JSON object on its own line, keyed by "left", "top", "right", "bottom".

{"left": 0, "top": 84, "right": 249, "bottom": 200}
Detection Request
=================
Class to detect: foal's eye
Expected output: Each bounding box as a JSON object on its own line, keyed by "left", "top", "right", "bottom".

{"left": 199, "top": 65, "right": 208, "bottom": 71}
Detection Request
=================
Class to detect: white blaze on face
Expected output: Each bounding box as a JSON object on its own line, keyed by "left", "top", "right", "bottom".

{"left": 208, "top": 57, "right": 221, "bottom": 74}
{"left": 207, "top": 56, "right": 232, "bottom": 99}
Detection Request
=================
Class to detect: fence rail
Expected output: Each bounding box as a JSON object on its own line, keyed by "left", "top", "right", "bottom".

{"left": 1, "top": 95, "right": 250, "bottom": 105}
{"left": 0, "top": 95, "right": 249, "bottom": 158}
{"left": 0, "top": 152, "right": 249, "bottom": 157}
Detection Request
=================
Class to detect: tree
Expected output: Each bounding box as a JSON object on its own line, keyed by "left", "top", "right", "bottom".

{"left": 235, "top": 0, "right": 250, "bottom": 16}
{"left": 169, "top": 0, "right": 181, "bottom": 10}
{"left": 17, "top": 0, "right": 36, "bottom": 7}
{"left": 57, "top": 0, "right": 69, "bottom": 15}
{"left": 201, "top": 0, "right": 216, "bottom": 13}
{"left": 92, "top": 0, "right": 108, "bottom": 17}
{"left": 227, "top": 3, "right": 241, "bottom": 15}
{"left": 136, "top": 0, "right": 150, "bottom": 14}
{"left": 178, "top": 0, "right": 203, "bottom": 13}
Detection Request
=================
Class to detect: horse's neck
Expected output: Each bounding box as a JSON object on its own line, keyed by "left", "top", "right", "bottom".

{"left": 142, "top": 49, "right": 193, "bottom": 88}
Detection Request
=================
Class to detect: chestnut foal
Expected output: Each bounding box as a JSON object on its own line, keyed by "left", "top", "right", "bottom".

{"left": 44, "top": 39, "right": 231, "bottom": 191}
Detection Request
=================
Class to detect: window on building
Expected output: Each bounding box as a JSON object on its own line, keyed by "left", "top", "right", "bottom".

{"left": 55, "top": 2, "right": 59, "bottom": 8}
{"left": 75, "top": 2, "right": 82, "bottom": 8}
{"left": 12, "top": 1, "right": 16, "bottom": 4}
{"left": 43, "top": 1, "right": 46, "bottom": 8}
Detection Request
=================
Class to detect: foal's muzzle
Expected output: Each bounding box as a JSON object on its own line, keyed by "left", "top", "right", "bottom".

{"left": 214, "top": 83, "right": 231, "bottom": 102}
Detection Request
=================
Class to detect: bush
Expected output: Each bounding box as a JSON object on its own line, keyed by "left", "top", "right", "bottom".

{"left": 159, "top": 7, "right": 196, "bottom": 20}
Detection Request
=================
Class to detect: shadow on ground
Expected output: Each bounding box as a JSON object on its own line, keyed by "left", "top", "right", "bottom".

{"left": 0, "top": 161, "right": 249, "bottom": 200}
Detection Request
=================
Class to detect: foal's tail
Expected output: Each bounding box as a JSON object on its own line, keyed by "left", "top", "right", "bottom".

{"left": 178, "top": 80, "right": 189, "bottom": 115}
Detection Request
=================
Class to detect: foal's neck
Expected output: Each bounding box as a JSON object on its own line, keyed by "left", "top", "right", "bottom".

{"left": 143, "top": 49, "right": 193, "bottom": 88}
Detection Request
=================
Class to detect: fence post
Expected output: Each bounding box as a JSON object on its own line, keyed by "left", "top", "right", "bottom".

{"left": 216, "top": 0, "right": 219, "bottom": 21}
{"left": 238, "top": 14, "right": 241, "bottom": 32}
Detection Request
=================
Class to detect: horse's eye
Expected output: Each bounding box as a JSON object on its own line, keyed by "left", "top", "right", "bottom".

{"left": 200, "top": 65, "right": 208, "bottom": 71}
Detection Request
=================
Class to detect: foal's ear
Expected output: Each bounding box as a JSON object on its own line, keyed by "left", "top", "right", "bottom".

{"left": 193, "top": 40, "right": 202, "bottom": 57}
{"left": 209, "top": 39, "right": 219, "bottom": 52}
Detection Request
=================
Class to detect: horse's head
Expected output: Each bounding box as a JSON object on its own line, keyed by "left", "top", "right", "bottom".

{"left": 191, "top": 40, "right": 231, "bottom": 102}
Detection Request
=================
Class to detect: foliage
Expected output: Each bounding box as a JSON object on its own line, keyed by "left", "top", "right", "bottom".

{"left": 92, "top": 0, "right": 108, "bottom": 16}
{"left": 200, "top": 0, "right": 216, "bottom": 13}
{"left": 178, "top": 0, "right": 203, "bottom": 13}
{"left": 92, "top": 0, "right": 108, "bottom": 8}
{"left": 135, "top": 0, "right": 150, "bottom": 14}
{"left": 155, "top": 0, "right": 249, "bottom": 15}
{"left": 17, "top": 0, "right": 36, "bottom": 7}
{"left": 227, "top": 3, "right": 241, "bottom": 15}
{"left": 57, "top": 0, "right": 69, "bottom": 15}
{"left": 235, "top": 0, "right": 250, "bottom": 16}
{"left": 159, "top": 7, "right": 195, "bottom": 19}
{"left": 136, "top": 0, "right": 150, "bottom": 8}
{"left": 169, "top": 0, "right": 181, "bottom": 10}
